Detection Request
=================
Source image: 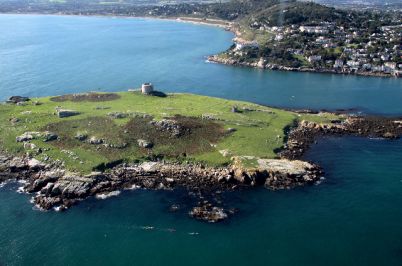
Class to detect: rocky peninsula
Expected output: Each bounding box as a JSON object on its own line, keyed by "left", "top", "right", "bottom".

{"left": 0, "top": 90, "right": 400, "bottom": 222}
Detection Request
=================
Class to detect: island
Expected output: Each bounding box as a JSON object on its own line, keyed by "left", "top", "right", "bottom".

{"left": 1, "top": 86, "right": 401, "bottom": 222}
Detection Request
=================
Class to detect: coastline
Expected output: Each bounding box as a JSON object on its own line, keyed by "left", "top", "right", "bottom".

{"left": 1, "top": 12, "right": 398, "bottom": 79}
{"left": 0, "top": 12, "right": 232, "bottom": 29}
{"left": 0, "top": 152, "right": 322, "bottom": 222}
{"left": 1, "top": 108, "right": 401, "bottom": 222}
{"left": 207, "top": 55, "right": 400, "bottom": 79}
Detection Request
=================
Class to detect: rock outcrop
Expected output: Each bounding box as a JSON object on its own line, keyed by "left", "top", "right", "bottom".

{"left": 281, "top": 116, "right": 402, "bottom": 160}
{"left": 7, "top": 96, "right": 30, "bottom": 104}
{"left": 16, "top": 131, "right": 58, "bottom": 143}
{"left": 56, "top": 109, "right": 80, "bottom": 118}
{"left": 0, "top": 152, "right": 322, "bottom": 222}
{"left": 150, "top": 119, "right": 189, "bottom": 137}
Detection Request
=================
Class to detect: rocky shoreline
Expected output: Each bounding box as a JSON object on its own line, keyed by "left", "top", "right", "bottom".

{"left": 280, "top": 116, "right": 402, "bottom": 160}
{"left": 0, "top": 153, "right": 321, "bottom": 222}
{"left": 207, "top": 55, "right": 397, "bottom": 78}
{"left": 1, "top": 114, "right": 401, "bottom": 222}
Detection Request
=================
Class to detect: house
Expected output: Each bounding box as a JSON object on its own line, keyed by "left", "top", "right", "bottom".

{"left": 308, "top": 55, "right": 322, "bottom": 63}
{"left": 384, "top": 62, "right": 397, "bottom": 70}
{"left": 275, "top": 34, "right": 284, "bottom": 41}
{"left": 334, "top": 59, "right": 344, "bottom": 68}
{"left": 234, "top": 40, "right": 259, "bottom": 51}
{"left": 381, "top": 54, "right": 390, "bottom": 61}
{"left": 299, "top": 26, "right": 328, "bottom": 34}
{"left": 362, "top": 64, "right": 372, "bottom": 70}
{"left": 347, "top": 60, "right": 360, "bottom": 68}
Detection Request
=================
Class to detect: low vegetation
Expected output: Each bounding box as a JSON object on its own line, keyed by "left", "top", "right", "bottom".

{"left": 0, "top": 91, "right": 340, "bottom": 173}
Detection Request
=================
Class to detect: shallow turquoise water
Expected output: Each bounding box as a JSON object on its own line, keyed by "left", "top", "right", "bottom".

{"left": 0, "top": 137, "right": 401, "bottom": 265}
{"left": 0, "top": 14, "right": 402, "bottom": 266}
{"left": 0, "top": 14, "right": 401, "bottom": 115}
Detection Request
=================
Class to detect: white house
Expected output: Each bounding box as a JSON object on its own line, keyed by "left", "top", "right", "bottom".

{"left": 308, "top": 55, "right": 322, "bottom": 63}
{"left": 334, "top": 59, "right": 344, "bottom": 68}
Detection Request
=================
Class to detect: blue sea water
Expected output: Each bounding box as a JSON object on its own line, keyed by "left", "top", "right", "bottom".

{"left": 0, "top": 14, "right": 402, "bottom": 266}
{"left": 0, "top": 14, "right": 401, "bottom": 115}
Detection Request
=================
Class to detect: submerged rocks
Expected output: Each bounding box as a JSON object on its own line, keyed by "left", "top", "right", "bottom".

{"left": 189, "top": 204, "right": 228, "bottom": 223}
{"left": 382, "top": 132, "right": 398, "bottom": 139}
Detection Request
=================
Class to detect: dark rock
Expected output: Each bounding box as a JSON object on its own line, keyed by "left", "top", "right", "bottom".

{"left": 108, "top": 112, "right": 128, "bottom": 119}
{"left": 34, "top": 196, "right": 62, "bottom": 210}
{"left": 169, "top": 204, "right": 180, "bottom": 212}
{"left": 231, "top": 106, "right": 240, "bottom": 113}
{"left": 189, "top": 205, "right": 228, "bottom": 223}
{"left": 75, "top": 132, "right": 88, "bottom": 141}
{"left": 7, "top": 96, "right": 30, "bottom": 104}
{"left": 88, "top": 136, "right": 103, "bottom": 145}
{"left": 43, "top": 132, "right": 58, "bottom": 142}
{"left": 56, "top": 109, "right": 80, "bottom": 118}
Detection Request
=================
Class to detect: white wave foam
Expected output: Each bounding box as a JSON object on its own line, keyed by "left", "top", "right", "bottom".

{"left": 125, "top": 184, "right": 141, "bottom": 190}
{"left": 95, "top": 190, "right": 121, "bottom": 200}
{"left": 53, "top": 206, "right": 67, "bottom": 212}
{"left": 315, "top": 176, "right": 326, "bottom": 185}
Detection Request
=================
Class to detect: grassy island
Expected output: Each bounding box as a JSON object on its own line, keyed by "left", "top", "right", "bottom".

{"left": 0, "top": 91, "right": 339, "bottom": 173}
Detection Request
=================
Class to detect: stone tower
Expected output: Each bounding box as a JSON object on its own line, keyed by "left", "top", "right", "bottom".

{"left": 141, "top": 83, "right": 154, "bottom": 94}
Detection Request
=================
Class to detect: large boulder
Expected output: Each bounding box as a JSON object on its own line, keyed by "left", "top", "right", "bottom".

{"left": 16, "top": 132, "right": 41, "bottom": 142}
{"left": 137, "top": 139, "right": 153, "bottom": 148}
{"left": 140, "top": 162, "right": 160, "bottom": 172}
{"left": 108, "top": 112, "right": 128, "bottom": 119}
{"left": 16, "top": 131, "right": 57, "bottom": 143}
{"left": 54, "top": 175, "right": 94, "bottom": 198}
{"left": 75, "top": 132, "right": 88, "bottom": 141}
{"left": 42, "top": 131, "right": 58, "bottom": 142}
{"left": 257, "top": 159, "right": 321, "bottom": 189}
{"left": 56, "top": 109, "right": 80, "bottom": 118}
{"left": 27, "top": 158, "right": 45, "bottom": 170}
{"left": 88, "top": 136, "right": 103, "bottom": 145}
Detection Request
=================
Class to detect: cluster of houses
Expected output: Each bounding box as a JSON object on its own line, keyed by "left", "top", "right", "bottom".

{"left": 241, "top": 20, "right": 402, "bottom": 76}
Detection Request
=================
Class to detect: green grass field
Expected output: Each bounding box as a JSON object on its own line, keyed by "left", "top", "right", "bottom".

{"left": 0, "top": 91, "right": 340, "bottom": 173}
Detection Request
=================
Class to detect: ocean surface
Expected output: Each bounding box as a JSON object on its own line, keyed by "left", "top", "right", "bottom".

{"left": 0, "top": 14, "right": 401, "bottom": 115}
{"left": 0, "top": 14, "right": 402, "bottom": 266}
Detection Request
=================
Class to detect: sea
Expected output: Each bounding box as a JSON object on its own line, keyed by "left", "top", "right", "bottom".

{"left": 0, "top": 14, "right": 402, "bottom": 266}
